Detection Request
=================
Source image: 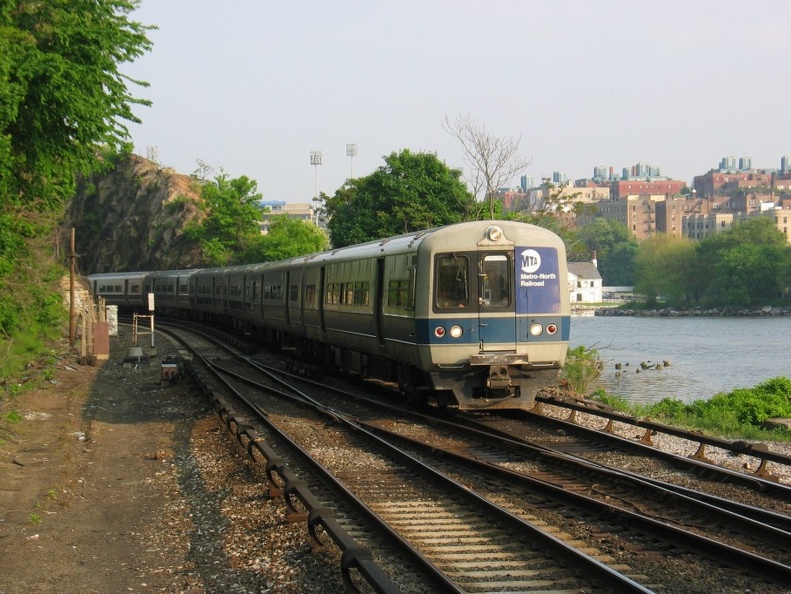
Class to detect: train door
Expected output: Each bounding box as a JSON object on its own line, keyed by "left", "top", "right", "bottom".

{"left": 375, "top": 258, "right": 385, "bottom": 346}
{"left": 477, "top": 253, "right": 516, "bottom": 351}
{"left": 284, "top": 271, "right": 292, "bottom": 326}
{"left": 319, "top": 266, "right": 326, "bottom": 335}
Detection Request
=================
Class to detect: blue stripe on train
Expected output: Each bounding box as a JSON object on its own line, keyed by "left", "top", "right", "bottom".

{"left": 415, "top": 316, "right": 570, "bottom": 345}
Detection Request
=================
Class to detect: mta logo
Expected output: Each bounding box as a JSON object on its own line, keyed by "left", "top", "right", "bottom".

{"left": 521, "top": 249, "right": 541, "bottom": 274}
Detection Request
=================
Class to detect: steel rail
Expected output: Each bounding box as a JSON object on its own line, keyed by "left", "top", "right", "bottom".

{"left": 206, "top": 357, "right": 653, "bottom": 592}
{"left": 355, "top": 417, "right": 791, "bottom": 586}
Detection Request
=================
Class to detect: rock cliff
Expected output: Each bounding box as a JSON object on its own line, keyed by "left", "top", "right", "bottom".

{"left": 64, "top": 154, "right": 204, "bottom": 274}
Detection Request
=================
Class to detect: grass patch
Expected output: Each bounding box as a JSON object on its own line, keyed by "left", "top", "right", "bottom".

{"left": 589, "top": 377, "right": 791, "bottom": 441}
{"left": 560, "top": 345, "right": 603, "bottom": 395}
{"left": 2, "top": 409, "right": 23, "bottom": 423}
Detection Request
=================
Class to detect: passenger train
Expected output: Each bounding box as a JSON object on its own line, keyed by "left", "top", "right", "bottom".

{"left": 89, "top": 220, "right": 570, "bottom": 411}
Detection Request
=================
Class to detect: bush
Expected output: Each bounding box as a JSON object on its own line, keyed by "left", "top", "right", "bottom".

{"left": 586, "top": 375, "right": 791, "bottom": 439}
{"left": 561, "top": 345, "right": 602, "bottom": 395}
{"left": 646, "top": 376, "right": 791, "bottom": 438}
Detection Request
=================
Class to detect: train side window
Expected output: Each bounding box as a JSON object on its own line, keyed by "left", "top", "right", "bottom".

{"left": 340, "top": 282, "right": 353, "bottom": 304}
{"left": 481, "top": 254, "right": 510, "bottom": 307}
{"left": 289, "top": 285, "right": 299, "bottom": 302}
{"left": 326, "top": 283, "right": 339, "bottom": 304}
{"left": 353, "top": 282, "right": 369, "bottom": 305}
{"left": 388, "top": 279, "right": 411, "bottom": 308}
{"left": 305, "top": 284, "right": 316, "bottom": 305}
{"left": 435, "top": 254, "right": 469, "bottom": 309}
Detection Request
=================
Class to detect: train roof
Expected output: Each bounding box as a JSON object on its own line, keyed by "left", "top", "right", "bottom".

{"left": 147, "top": 269, "right": 201, "bottom": 278}
{"left": 87, "top": 271, "right": 151, "bottom": 279}
{"left": 94, "top": 222, "right": 565, "bottom": 281}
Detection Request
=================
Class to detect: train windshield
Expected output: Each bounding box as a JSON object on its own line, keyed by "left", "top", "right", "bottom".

{"left": 435, "top": 254, "right": 469, "bottom": 309}
{"left": 480, "top": 254, "right": 510, "bottom": 308}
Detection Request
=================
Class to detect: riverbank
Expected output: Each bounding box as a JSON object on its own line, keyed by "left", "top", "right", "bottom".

{"left": 591, "top": 305, "right": 791, "bottom": 317}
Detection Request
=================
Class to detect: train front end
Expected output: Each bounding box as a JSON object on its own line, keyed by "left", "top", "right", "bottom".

{"left": 418, "top": 221, "right": 570, "bottom": 411}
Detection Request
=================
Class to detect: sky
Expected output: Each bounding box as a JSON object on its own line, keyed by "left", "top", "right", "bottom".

{"left": 125, "top": 1, "right": 791, "bottom": 203}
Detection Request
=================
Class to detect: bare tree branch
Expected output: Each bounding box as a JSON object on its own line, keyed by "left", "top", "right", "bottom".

{"left": 443, "top": 113, "right": 532, "bottom": 219}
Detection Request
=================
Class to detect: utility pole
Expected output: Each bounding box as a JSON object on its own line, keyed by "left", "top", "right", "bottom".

{"left": 69, "top": 227, "right": 76, "bottom": 349}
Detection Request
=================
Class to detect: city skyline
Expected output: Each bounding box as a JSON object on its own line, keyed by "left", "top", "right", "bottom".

{"left": 125, "top": 1, "right": 790, "bottom": 202}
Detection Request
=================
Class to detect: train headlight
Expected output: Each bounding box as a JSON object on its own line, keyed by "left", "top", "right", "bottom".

{"left": 434, "top": 326, "right": 446, "bottom": 338}
{"left": 529, "top": 322, "right": 543, "bottom": 336}
{"left": 546, "top": 323, "right": 558, "bottom": 335}
{"left": 486, "top": 225, "right": 503, "bottom": 242}
{"left": 449, "top": 325, "right": 463, "bottom": 338}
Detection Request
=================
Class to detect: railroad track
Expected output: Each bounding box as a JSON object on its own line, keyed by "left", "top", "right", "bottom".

{"left": 159, "top": 321, "right": 791, "bottom": 592}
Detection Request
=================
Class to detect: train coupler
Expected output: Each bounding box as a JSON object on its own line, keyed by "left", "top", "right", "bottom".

{"left": 486, "top": 365, "right": 512, "bottom": 391}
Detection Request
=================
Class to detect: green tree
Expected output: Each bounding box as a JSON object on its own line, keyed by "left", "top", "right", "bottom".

{"left": 712, "top": 242, "right": 791, "bottom": 305}
{"left": 694, "top": 217, "right": 791, "bottom": 305}
{"left": 605, "top": 241, "right": 638, "bottom": 285}
{"left": 1, "top": 0, "right": 153, "bottom": 212}
{"left": 0, "top": 0, "right": 152, "bottom": 369}
{"left": 323, "top": 149, "right": 475, "bottom": 247}
{"left": 577, "top": 219, "right": 637, "bottom": 285}
{"left": 184, "top": 173, "right": 263, "bottom": 266}
{"left": 240, "top": 215, "right": 329, "bottom": 263}
{"left": 633, "top": 234, "right": 698, "bottom": 306}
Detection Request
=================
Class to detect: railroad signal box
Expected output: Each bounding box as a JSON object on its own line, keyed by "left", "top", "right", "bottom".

{"left": 160, "top": 355, "right": 183, "bottom": 384}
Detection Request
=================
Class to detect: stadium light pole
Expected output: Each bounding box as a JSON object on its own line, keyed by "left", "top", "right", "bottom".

{"left": 310, "top": 150, "right": 322, "bottom": 225}
{"left": 346, "top": 143, "right": 357, "bottom": 179}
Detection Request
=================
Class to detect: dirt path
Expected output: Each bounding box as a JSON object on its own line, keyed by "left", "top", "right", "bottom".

{"left": 0, "top": 332, "right": 204, "bottom": 593}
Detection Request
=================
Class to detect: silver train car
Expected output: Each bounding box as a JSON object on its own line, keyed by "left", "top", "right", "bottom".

{"left": 95, "top": 221, "right": 571, "bottom": 411}
{"left": 88, "top": 271, "right": 151, "bottom": 308}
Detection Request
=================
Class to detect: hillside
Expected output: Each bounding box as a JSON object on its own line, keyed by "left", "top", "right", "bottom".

{"left": 64, "top": 154, "right": 204, "bottom": 274}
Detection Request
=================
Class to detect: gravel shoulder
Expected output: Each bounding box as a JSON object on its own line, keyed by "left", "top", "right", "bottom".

{"left": 0, "top": 331, "right": 205, "bottom": 593}
{"left": 0, "top": 328, "right": 353, "bottom": 594}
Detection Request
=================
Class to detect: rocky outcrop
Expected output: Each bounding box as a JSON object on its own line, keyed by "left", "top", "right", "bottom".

{"left": 64, "top": 154, "right": 204, "bottom": 274}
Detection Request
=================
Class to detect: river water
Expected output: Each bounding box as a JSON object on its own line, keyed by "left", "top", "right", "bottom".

{"left": 568, "top": 314, "right": 791, "bottom": 404}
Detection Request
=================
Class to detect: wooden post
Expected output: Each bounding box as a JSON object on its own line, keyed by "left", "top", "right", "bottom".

{"left": 69, "top": 228, "right": 76, "bottom": 349}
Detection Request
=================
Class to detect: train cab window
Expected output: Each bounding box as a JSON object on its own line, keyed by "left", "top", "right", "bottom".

{"left": 435, "top": 254, "right": 469, "bottom": 309}
{"left": 481, "top": 254, "right": 510, "bottom": 308}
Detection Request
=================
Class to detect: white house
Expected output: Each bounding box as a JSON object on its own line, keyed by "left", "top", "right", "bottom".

{"left": 568, "top": 261, "right": 603, "bottom": 304}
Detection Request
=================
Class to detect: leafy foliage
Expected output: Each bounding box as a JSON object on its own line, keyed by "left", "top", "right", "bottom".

{"left": 0, "top": 1, "right": 153, "bottom": 382}
{"left": 1, "top": 0, "right": 153, "bottom": 211}
{"left": 322, "top": 150, "right": 476, "bottom": 247}
{"left": 560, "top": 345, "right": 603, "bottom": 395}
{"left": 592, "top": 376, "right": 791, "bottom": 439}
{"left": 633, "top": 234, "right": 698, "bottom": 306}
{"left": 577, "top": 219, "right": 637, "bottom": 285}
{"left": 240, "top": 216, "right": 329, "bottom": 263}
{"left": 183, "top": 173, "right": 263, "bottom": 266}
{"left": 631, "top": 217, "right": 791, "bottom": 307}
